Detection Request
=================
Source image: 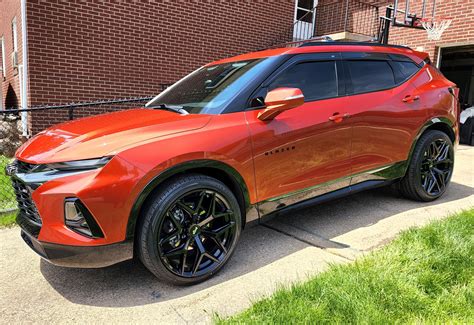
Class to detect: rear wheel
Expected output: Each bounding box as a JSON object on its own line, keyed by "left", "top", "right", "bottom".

{"left": 399, "top": 130, "right": 454, "bottom": 201}
{"left": 137, "top": 174, "right": 241, "bottom": 285}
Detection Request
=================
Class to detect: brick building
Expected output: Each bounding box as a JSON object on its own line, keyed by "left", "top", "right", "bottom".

{"left": 0, "top": 0, "right": 473, "bottom": 135}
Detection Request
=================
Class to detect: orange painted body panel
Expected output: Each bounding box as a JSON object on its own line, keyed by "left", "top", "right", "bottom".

{"left": 13, "top": 44, "right": 458, "bottom": 250}
{"left": 245, "top": 97, "right": 352, "bottom": 201}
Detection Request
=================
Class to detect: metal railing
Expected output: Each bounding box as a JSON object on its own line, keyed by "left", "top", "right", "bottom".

{"left": 314, "top": 0, "right": 379, "bottom": 38}
{"left": 265, "top": 1, "right": 380, "bottom": 49}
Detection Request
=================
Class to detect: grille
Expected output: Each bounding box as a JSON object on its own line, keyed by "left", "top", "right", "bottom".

{"left": 16, "top": 160, "right": 38, "bottom": 174}
{"left": 11, "top": 178, "right": 42, "bottom": 225}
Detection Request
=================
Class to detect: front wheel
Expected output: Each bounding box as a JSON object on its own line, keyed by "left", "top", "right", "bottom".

{"left": 137, "top": 174, "right": 241, "bottom": 285}
{"left": 399, "top": 130, "right": 454, "bottom": 202}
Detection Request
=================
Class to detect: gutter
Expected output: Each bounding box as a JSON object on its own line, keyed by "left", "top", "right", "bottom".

{"left": 20, "top": 0, "right": 29, "bottom": 136}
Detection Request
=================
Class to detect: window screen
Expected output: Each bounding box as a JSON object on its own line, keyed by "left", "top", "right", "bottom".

{"left": 268, "top": 61, "right": 337, "bottom": 101}
{"left": 391, "top": 61, "right": 419, "bottom": 83}
{"left": 346, "top": 60, "right": 395, "bottom": 94}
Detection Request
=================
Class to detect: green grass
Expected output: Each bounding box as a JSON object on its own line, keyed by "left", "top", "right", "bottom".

{"left": 0, "top": 155, "right": 18, "bottom": 227}
{"left": 218, "top": 209, "right": 474, "bottom": 324}
{"left": 0, "top": 211, "right": 17, "bottom": 228}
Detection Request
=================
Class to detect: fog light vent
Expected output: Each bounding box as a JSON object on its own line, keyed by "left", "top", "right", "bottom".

{"left": 64, "top": 198, "right": 104, "bottom": 238}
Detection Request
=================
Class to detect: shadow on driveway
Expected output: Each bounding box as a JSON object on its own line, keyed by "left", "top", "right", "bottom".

{"left": 40, "top": 181, "right": 472, "bottom": 307}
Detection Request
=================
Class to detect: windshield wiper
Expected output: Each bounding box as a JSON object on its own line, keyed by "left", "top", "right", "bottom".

{"left": 149, "top": 104, "right": 189, "bottom": 115}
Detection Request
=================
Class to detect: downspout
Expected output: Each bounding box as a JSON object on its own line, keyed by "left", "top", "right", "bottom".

{"left": 20, "top": 0, "right": 29, "bottom": 136}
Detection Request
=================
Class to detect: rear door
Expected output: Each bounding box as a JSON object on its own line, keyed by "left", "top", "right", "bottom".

{"left": 245, "top": 53, "right": 352, "bottom": 212}
{"left": 341, "top": 52, "right": 425, "bottom": 179}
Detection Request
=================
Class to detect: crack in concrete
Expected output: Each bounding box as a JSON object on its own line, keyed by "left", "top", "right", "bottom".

{"left": 261, "top": 223, "right": 356, "bottom": 261}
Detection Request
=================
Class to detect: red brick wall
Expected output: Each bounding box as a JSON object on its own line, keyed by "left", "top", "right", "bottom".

{"left": 0, "top": 0, "right": 22, "bottom": 110}
{"left": 25, "top": 0, "right": 295, "bottom": 133}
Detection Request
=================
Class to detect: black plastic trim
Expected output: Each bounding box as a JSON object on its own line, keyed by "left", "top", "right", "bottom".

{"left": 16, "top": 210, "right": 41, "bottom": 238}
{"left": 21, "top": 230, "right": 133, "bottom": 268}
{"left": 259, "top": 180, "right": 394, "bottom": 224}
{"left": 125, "top": 159, "right": 251, "bottom": 239}
{"left": 64, "top": 198, "right": 105, "bottom": 238}
{"left": 299, "top": 41, "right": 412, "bottom": 50}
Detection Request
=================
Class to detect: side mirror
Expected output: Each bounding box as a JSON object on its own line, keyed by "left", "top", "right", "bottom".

{"left": 257, "top": 87, "right": 304, "bottom": 121}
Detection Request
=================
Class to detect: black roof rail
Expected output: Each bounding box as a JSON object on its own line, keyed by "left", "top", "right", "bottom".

{"left": 299, "top": 41, "right": 413, "bottom": 50}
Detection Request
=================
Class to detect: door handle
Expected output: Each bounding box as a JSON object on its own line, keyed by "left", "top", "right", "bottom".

{"left": 329, "top": 113, "right": 351, "bottom": 122}
{"left": 402, "top": 95, "right": 420, "bottom": 103}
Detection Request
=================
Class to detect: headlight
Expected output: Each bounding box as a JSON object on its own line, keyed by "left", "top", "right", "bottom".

{"left": 9, "top": 156, "right": 113, "bottom": 189}
{"left": 48, "top": 156, "right": 112, "bottom": 171}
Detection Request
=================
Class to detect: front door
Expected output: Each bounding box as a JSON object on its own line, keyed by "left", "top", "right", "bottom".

{"left": 245, "top": 56, "right": 352, "bottom": 214}
{"left": 293, "top": 0, "right": 316, "bottom": 41}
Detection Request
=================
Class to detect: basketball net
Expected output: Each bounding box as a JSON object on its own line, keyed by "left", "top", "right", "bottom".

{"left": 420, "top": 17, "right": 452, "bottom": 40}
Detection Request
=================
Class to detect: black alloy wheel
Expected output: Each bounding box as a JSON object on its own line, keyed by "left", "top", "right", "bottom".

{"left": 399, "top": 130, "right": 454, "bottom": 202}
{"left": 157, "top": 189, "right": 237, "bottom": 277}
{"left": 137, "top": 174, "right": 241, "bottom": 285}
{"left": 420, "top": 138, "right": 453, "bottom": 196}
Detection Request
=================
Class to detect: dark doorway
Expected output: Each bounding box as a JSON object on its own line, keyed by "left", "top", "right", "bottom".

{"left": 439, "top": 45, "right": 474, "bottom": 145}
{"left": 439, "top": 45, "right": 474, "bottom": 109}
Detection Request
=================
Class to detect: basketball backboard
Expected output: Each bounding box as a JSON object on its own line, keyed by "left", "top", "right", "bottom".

{"left": 391, "top": 0, "right": 436, "bottom": 29}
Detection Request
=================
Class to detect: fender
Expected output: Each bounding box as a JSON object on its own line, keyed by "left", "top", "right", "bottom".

{"left": 125, "top": 159, "right": 252, "bottom": 239}
{"left": 405, "top": 116, "right": 455, "bottom": 172}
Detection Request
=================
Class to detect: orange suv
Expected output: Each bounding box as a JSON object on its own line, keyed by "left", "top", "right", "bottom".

{"left": 8, "top": 42, "right": 459, "bottom": 284}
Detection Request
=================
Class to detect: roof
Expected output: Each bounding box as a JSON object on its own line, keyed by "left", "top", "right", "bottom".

{"left": 209, "top": 42, "right": 428, "bottom": 66}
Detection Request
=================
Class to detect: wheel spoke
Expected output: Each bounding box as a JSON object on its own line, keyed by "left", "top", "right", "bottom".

{"left": 203, "top": 253, "right": 220, "bottom": 263}
{"left": 176, "top": 201, "right": 194, "bottom": 216}
{"left": 194, "top": 235, "right": 206, "bottom": 254}
{"left": 195, "top": 192, "right": 206, "bottom": 215}
{"left": 192, "top": 252, "right": 204, "bottom": 275}
{"left": 197, "top": 209, "right": 233, "bottom": 227}
{"left": 159, "top": 230, "right": 180, "bottom": 246}
{"left": 203, "top": 221, "right": 235, "bottom": 238}
{"left": 167, "top": 214, "right": 183, "bottom": 232}
{"left": 180, "top": 237, "right": 193, "bottom": 275}
{"left": 162, "top": 242, "right": 187, "bottom": 258}
{"left": 203, "top": 233, "right": 228, "bottom": 254}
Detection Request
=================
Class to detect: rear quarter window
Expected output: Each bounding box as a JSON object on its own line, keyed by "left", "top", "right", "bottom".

{"left": 391, "top": 61, "right": 420, "bottom": 83}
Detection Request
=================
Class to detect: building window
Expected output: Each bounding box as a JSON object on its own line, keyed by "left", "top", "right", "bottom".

{"left": 1, "top": 36, "right": 5, "bottom": 78}
{"left": 12, "top": 17, "right": 18, "bottom": 52}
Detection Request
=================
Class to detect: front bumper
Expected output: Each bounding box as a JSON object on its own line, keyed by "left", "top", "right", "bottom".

{"left": 19, "top": 213, "right": 133, "bottom": 268}
{"left": 20, "top": 229, "right": 133, "bottom": 268}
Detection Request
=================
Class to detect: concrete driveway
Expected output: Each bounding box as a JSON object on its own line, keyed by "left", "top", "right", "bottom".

{"left": 1, "top": 146, "right": 473, "bottom": 324}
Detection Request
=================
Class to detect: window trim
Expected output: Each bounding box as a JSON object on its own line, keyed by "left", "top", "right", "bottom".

{"left": 246, "top": 52, "right": 342, "bottom": 110}
{"left": 341, "top": 54, "right": 422, "bottom": 97}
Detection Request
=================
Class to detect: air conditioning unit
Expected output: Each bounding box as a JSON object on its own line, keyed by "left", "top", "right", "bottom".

{"left": 11, "top": 51, "right": 18, "bottom": 68}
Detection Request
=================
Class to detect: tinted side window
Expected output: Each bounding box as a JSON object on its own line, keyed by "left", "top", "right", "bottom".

{"left": 268, "top": 61, "right": 337, "bottom": 101}
{"left": 391, "top": 61, "right": 420, "bottom": 83}
{"left": 346, "top": 60, "right": 395, "bottom": 94}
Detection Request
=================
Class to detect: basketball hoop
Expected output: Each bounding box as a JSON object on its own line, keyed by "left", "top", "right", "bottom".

{"left": 420, "top": 16, "right": 452, "bottom": 40}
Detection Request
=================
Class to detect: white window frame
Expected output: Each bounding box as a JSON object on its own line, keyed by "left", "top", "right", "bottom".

{"left": 12, "top": 17, "right": 18, "bottom": 52}
{"left": 1, "top": 36, "right": 5, "bottom": 78}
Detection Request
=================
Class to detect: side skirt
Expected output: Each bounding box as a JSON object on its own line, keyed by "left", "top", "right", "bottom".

{"left": 255, "top": 179, "right": 396, "bottom": 225}
{"left": 247, "top": 161, "right": 407, "bottom": 226}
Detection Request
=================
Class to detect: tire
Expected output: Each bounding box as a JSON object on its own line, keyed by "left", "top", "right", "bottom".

{"left": 399, "top": 130, "right": 454, "bottom": 202}
{"left": 137, "top": 174, "right": 241, "bottom": 285}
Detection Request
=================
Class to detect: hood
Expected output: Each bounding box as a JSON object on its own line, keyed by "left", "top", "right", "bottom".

{"left": 16, "top": 109, "right": 212, "bottom": 164}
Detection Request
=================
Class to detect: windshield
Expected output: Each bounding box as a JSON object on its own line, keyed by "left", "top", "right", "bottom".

{"left": 146, "top": 58, "right": 274, "bottom": 114}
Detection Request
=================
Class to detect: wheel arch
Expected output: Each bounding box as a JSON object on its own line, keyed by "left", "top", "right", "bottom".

{"left": 407, "top": 117, "right": 455, "bottom": 168}
{"left": 126, "top": 159, "right": 251, "bottom": 240}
